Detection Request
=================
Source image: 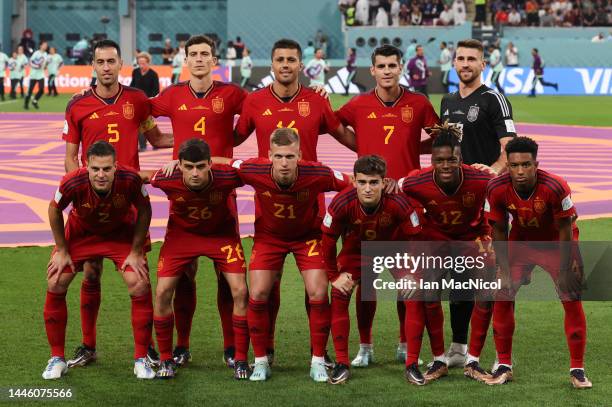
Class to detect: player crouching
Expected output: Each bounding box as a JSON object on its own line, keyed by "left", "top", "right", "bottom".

{"left": 43, "top": 141, "right": 155, "bottom": 380}
{"left": 322, "top": 155, "right": 420, "bottom": 384}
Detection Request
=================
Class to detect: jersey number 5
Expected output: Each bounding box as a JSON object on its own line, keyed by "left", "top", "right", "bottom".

{"left": 107, "top": 123, "right": 120, "bottom": 143}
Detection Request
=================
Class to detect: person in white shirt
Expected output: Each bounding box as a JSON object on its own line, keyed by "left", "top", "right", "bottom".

{"left": 304, "top": 48, "right": 330, "bottom": 86}
{"left": 240, "top": 47, "right": 253, "bottom": 89}
{"left": 171, "top": 41, "right": 185, "bottom": 84}
{"left": 452, "top": 0, "right": 467, "bottom": 25}
{"left": 488, "top": 44, "right": 505, "bottom": 94}
{"left": 0, "top": 48, "right": 8, "bottom": 101}
{"left": 438, "top": 4, "right": 454, "bottom": 25}
{"left": 356, "top": 0, "right": 370, "bottom": 25}
{"left": 375, "top": 6, "right": 389, "bottom": 26}
{"left": 505, "top": 42, "right": 519, "bottom": 66}
{"left": 508, "top": 6, "right": 522, "bottom": 25}
{"left": 225, "top": 41, "right": 237, "bottom": 68}
{"left": 390, "top": 0, "right": 401, "bottom": 26}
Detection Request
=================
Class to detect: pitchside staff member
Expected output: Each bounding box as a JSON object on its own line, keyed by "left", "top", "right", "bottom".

{"left": 439, "top": 38, "right": 516, "bottom": 369}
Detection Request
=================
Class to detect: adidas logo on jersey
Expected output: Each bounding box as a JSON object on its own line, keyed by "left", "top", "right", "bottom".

{"left": 89, "top": 112, "right": 99, "bottom": 119}
{"left": 367, "top": 112, "right": 377, "bottom": 119}
{"left": 178, "top": 104, "right": 187, "bottom": 111}
{"left": 262, "top": 109, "right": 272, "bottom": 116}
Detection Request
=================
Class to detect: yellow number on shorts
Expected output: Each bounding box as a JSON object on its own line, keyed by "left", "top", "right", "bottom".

{"left": 221, "top": 243, "right": 244, "bottom": 263}
{"left": 475, "top": 236, "right": 494, "bottom": 254}
{"left": 441, "top": 210, "right": 463, "bottom": 225}
{"left": 277, "top": 120, "right": 299, "bottom": 134}
{"left": 194, "top": 117, "right": 206, "bottom": 135}
{"left": 305, "top": 239, "right": 320, "bottom": 257}
{"left": 364, "top": 229, "right": 377, "bottom": 240}
{"left": 98, "top": 212, "right": 111, "bottom": 223}
{"left": 383, "top": 125, "right": 394, "bottom": 144}
{"left": 187, "top": 206, "right": 212, "bottom": 220}
{"left": 107, "top": 123, "right": 120, "bottom": 143}
{"left": 273, "top": 203, "right": 296, "bottom": 219}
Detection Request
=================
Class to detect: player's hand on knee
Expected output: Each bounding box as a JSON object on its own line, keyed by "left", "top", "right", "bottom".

{"left": 47, "top": 250, "right": 75, "bottom": 282}
{"left": 331, "top": 272, "right": 354, "bottom": 295}
{"left": 162, "top": 160, "right": 179, "bottom": 177}
{"left": 121, "top": 251, "right": 149, "bottom": 283}
{"left": 311, "top": 85, "right": 329, "bottom": 99}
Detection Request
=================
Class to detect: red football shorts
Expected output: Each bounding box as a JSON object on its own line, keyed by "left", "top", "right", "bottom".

{"left": 157, "top": 229, "right": 246, "bottom": 278}
{"left": 249, "top": 232, "right": 324, "bottom": 271}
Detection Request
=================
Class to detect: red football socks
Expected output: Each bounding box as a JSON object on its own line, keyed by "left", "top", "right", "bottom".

{"left": 80, "top": 279, "right": 101, "bottom": 349}
{"left": 468, "top": 301, "right": 493, "bottom": 358}
{"left": 232, "top": 314, "right": 249, "bottom": 362}
{"left": 173, "top": 276, "right": 196, "bottom": 349}
{"left": 266, "top": 280, "right": 281, "bottom": 351}
{"left": 331, "top": 288, "right": 352, "bottom": 365}
{"left": 217, "top": 274, "right": 235, "bottom": 350}
{"left": 44, "top": 291, "right": 68, "bottom": 358}
{"left": 492, "top": 300, "right": 515, "bottom": 365}
{"left": 424, "top": 301, "right": 445, "bottom": 357}
{"left": 356, "top": 285, "right": 376, "bottom": 344}
{"left": 154, "top": 314, "right": 174, "bottom": 361}
{"left": 397, "top": 301, "right": 407, "bottom": 343}
{"left": 308, "top": 299, "right": 331, "bottom": 358}
{"left": 131, "top": 292, "right": 153, "bottom": 359}
{"left": 562, "top": 300, "right": 586, "bottom": 369}
{"left": 405, "top": 301, "right": 425, "bottom": 366}
{"left": 248, "top": 298, "right": 270, "bottom": 358}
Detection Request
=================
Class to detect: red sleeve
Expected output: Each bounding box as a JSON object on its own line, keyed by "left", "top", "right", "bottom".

{"left": 485, "top": 183, "right": 506, "bottom": 223}
{"left": 217, "top": 164, "right": 246, "bottom": 189}
{"left": 324, "top": 166, "right": 351, "bottom": 192}
{"left": 321, "top": 196, "right": 348, "bottom": 280}
{"left": 320, "top": 98, "right": 341, "bottom": 134}
{"left": 422, "top": 98, "right": 440, "bottom": 129}
{"left": 233, "top": 87, "right": 248, "bottom": 115}
{"left": 140, "top": 93, "right": 152, "bottom": 122}
{"left": 235, "top": 97, "right": 254, "bottom": 137}
{"left": 229, "top": 157, "right": 262, "bottom": 185}
{"left": 551, "top": 180, "right": 577, "bottom": 220}
{"left": 393, "top": 195, "right": 421, "bottom": 236}
{"left": 149, "top": 168, "right": 165, "bottom": 190}
{"left": 335, "top": 98, "right": 355, "bottom": 127}
{"left": 51, "top": 171, "right": 79, "bottom": 210}
{"left": 62, "top": 106, "right": 81, "bottom": 144}
{"left": 130, "top": 176, "right": 151, "bottom": 208}
{"left": 150, "top": 87, "right": 171, "bottom": 117}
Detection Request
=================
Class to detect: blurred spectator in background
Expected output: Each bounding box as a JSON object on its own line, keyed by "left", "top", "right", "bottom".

{"left": 72, "top": 36, "right": 91, "bottom": 65}
{"left": 438, "top": 4, "right": 454, "bottom": 25}
{"left": 46, "top": 46, "right": 63, "bottom": 97}
{"left": 452, "top": 0, "right": 467, "bottom": 25}
{"left": 439, "top": 41, "right": 457, "bottom": 93}
{"left": 505, "top": 41, "right": 519, "bottom": 66}
{"left": 13, "top": 46, "right": 28, "bottom": 98}
{"left": 405, "top": 38, "right": 418, "bottom": 59}
{"left": 356, "top": 0, "right": 370, "bottom": 25}
{"left": 490, "top": 0, "right": 506, "bottom": 25}
{"left": 369, "top": 0, "right": 381, "bottom": 24}
{"left": 582, "top": 6, "right": 597, "bottom": 26}
{"left": 508, "top": 6, "right": 522, "bottom": 25}
{"left": 131, "top": 51, "right": 159, "bottom": 151}
{"left": 8, "top": 51, "right": 19, "bottom": 99}
{"left": 343, "top": 47, "right": 364, "bottom": 95}
{"left": 411, "top": 3, "right": 424, "bottom": 25}
{"left": 131, "top": 48, "right": 141, "bottom": 69}
{"left": 344, "top": 1, "right": 357, "bottom": 26}
{"left": 303, "top": 41, "right": 315, "bottom": 63}
{"left": 304, "top": 48, "right": 330, "bottom": 86}
{"left": 591, "top": 32, "right": 606, "bottom": 42}
{"left": 399, "top": 3, "right": 411, "bottom": 25}
{"left": 390, "top": 0, "right": 401, "bottom": 25}
{"left": 526, "top": 0, "right": 540, "bottom": 26}
{"left": 529, "top": 48, "right": 558, "bottom": 97}
{"left": 24, "top": 41, "right": 48, "bottom": 110}
{"left": 407, "top": 45, "right": 430, "bottom": 97}
{"left": 376, "top": 6, "right": 390, "bottom": 26}
{"left": 240, "top": 47, "right": 253, "bottom": 89}
{"left": 162, "top": 38, "right": 174, "bottom": 65}
{"left": 495, "top": 6, "right": 510, "bottom": 27}
{"left": 474, "top": 0, "right": 486, "bottom": 25}
{"left": 234, "top": 36, "right": 245, "bottom": 59}
{"left": 540, "top": 7, "right": 555, "bottom": 26}
{"left": 19, "top": 29, "right": 36, "bottom": 58}
{"left": 225, "top": 41, "right": 237, "bottom": 67}
{"left": 423, "top": 0, "right": 436, "bottom": 24}
{"left": 563, "top": 7, "right": 581, "bottom": 26}
{"left": 171, "top": 41, "right": 185, "bottom": 84}
{"left": 315, "top": 30, "right": 329, "bottom": 52}
{"left": 488, "top": 44, "right": 505, "bottom": 95}
{"left": 0, "top": 47, "right": 8, "bottom": 101}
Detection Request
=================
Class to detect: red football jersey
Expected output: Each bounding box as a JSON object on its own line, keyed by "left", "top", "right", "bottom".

{"left": 235, "top": 84, "right": 341, "bottom": 161}
{"left": 150, "top": 164, "right": 244, "bottom": 235}
{"left": 399, "top": 164, "right": 492, "bottom": 239}
{"left": 322, "top": 187, "right": 420, "bottom": 276}
{"left": 51, "top": 165, "right": 150, "bottom": 236}
{"left": 231, "top": 158, "right": 350, "bottom": 238}
{"left": 151, "top": 81, "right": 247, "bottom": 159}
{"left": 62, "top": 85, "right": 151, "bottom": 171}
{"left": 485, "top": 169, "right": 578, "bottom": 241}
{"left": 335, "top": 87, "right": 439, "bottom": 179}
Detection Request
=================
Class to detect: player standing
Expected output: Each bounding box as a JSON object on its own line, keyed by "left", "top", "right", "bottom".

{"left": 43, "top": 141, "right": 154, "bottom": 380}
{"left": 62, "top": 39, "right": 171, "bottom": 369}
{"left": 322, "top": 155, "right": 420, "bottom": 384}
{"left": 398, "top": 125, "right": 494, "bottom": 385}
{"left": 439, "top": 39, "right": 516, "bottom": 368}
{"left": 218, "top": 128, "right": 351, "bottom": 382}
{"left": 24, "top": 41, "right": 48, "bottom": 109}
{"left": 484, "top": 137, "right": 591, "bottom": 389}
{"left": 151, "top": 34, "right": 248, "bottom": 368}
{"left": 335, "top": 44, "right": 439, "bottom": 367}
{"left": 141, "top": 139, "right": 250, "bottom": 380}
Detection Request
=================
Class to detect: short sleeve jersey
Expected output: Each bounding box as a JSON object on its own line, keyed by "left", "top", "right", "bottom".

{"left": 336, "top": 87, "right": 439, "bottom": 179}
{"left": 235, "top": 85, "right": 341, "bottom": 161}
{"left": 150, "top": 164, "right": 244, "bottom": 236}
{"left": 485, "top": 169, "right": 578, "bottom": 241}
{"left": 62, "top": 85, "right": 152, "bottom": 171}
{"left": 151, "top": 81, "right": 247, "bottom": 159}
{"left": 231, "top": 158, "right": 350, "bottom": 239}
{"left": 51, "top": 166, "right": 149, "bottom": 236}
{"left": 440, "top": 85, "right": 516, "bottom": 166}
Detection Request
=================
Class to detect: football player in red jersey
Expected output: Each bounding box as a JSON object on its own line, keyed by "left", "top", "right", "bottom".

{"left": 151, "top": 34, "right": 249, "bottom": 369}
{"left": 43, "top": 141, "right": 154, "bottom": 380}
{"left": 322, "top": 155, "right": 420, "bottom": 384}
{"left": 62, "top": 40, "right": 171, "bottom": 370}
{"left": 484, "top": 137, "right": 591, "bottom": 389}
{"left": 398, "top": 125, "right": 495, "bottom": 385}
{"left": 214, "top": 128, "right": 350, "bottom": 382}
{"left": 234, "top": 38, "right": 355, "bottom": 365}
{"left": 139, "top": 139, "right": 250, "bottom": 380}
{"left": 335, "top": 44, "right": 439, "bottom": 367}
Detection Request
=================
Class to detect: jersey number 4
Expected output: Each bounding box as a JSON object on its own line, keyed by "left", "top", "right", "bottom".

{"left": 194, "top": 117, "right": 206, "bottom": 135}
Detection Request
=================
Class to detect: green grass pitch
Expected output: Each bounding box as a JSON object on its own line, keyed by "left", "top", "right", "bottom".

{"left": 0, "top": 95, "right": 611, "bottom": 406}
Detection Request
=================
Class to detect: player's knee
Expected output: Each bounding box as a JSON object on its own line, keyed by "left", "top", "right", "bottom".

{"left": 232, "top": 285, "right": 248, "bottom": 309}
{"left": 128, "top": 280, "right": 151, "bottom": 297}
{"left": 155, "top": 284, "right": 174, "bottom": 307}
{"left": 307, "top": 286, "right": 328, "bottom": 301}
{"left": 249, "top": 286, "right": 270, "bottom": 301}
{"left": 47, "top": 279, "right": 70, "bottom": 294}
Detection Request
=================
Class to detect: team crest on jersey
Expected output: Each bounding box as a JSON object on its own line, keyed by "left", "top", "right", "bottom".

{"left": 296, "top": 190, "right": 309, "bottom": 202}
{"left": 113, "top": 194, "right": 126, "bottom": 208}
{"left": 401, "top": 106, "right": 413, "bottom": 123}
{"left": 122, "top": 102, "right": 134, "bottom": 120}
{"left": 533, "top": 198, "right": 547, "bottom": 214}
{"left": 209, "top": 191, "right": 223, "bottom": 204}
{"left": 298, "top": 101, "right": 310, "bottom": 117}
{"left": 212, "top": 97, "right": 224, "bottom": 114}
{"left": 467, "top": 106, "right": 479, "bottom": 122}
{"left": 462, "top": 192, "right": 476, "bottom": 208}
{"left": 379, "top": 212, "right": 392, "bottom": 227}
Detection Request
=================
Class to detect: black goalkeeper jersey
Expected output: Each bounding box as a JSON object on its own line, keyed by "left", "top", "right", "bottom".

{"left": 440, "top": 84, "right": 516, "bottom": 166}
